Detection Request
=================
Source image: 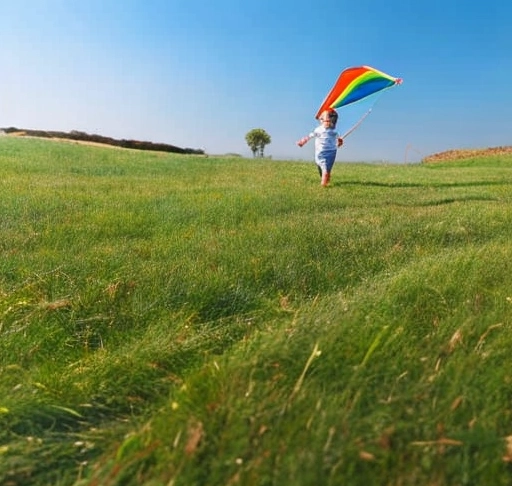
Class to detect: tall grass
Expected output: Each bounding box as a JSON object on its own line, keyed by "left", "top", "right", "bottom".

{"left": 1, "top": 136, "right": 512, "bottom": 485}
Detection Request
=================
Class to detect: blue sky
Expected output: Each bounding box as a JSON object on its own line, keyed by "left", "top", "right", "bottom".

{"left": 1, "top": 0, "right": 510, "bottom": 163}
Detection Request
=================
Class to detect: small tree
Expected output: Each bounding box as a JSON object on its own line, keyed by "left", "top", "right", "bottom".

{"left": 245, "top": 128, "right": 271, "bottom": 158}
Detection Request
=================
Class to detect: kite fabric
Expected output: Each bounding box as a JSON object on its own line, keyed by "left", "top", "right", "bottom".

{"left": 315, "top": 65, "right": 402, "bottom": 120}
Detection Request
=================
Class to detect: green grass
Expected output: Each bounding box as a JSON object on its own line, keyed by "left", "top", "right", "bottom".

{"left": 1, "top": 136, "right": 512, "bottom": 485}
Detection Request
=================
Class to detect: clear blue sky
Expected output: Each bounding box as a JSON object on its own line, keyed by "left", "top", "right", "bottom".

{"left": 1, "top": 0, "right": 510, "bottom": 163}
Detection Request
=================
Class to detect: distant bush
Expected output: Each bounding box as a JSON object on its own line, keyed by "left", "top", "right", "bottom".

{"left": 222, "top": 153, "right": 242, "bottom": 158}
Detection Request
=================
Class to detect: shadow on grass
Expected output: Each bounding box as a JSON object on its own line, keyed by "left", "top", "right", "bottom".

{"left": 334, "top": 180, "right": 512, "bottom": 189}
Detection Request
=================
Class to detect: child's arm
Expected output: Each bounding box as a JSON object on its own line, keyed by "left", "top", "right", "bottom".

{"left": 337, "top": 137, "right": 344, "bottom": 148}
{"left": 296, "top": 135, "right": 311, "bottom": 147}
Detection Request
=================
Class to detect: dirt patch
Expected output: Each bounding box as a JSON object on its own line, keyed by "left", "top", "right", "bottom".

{"left": 423, "top": 146, "right": 512, "bottom": 163}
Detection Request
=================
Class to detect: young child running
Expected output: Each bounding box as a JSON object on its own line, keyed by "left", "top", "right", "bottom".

{"left": 296, "top": 108, "right": 343, "bottom": 187}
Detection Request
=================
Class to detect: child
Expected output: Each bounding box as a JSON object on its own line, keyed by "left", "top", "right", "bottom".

{"left": 296, "top": 109, "right": 343, "bottom": 187}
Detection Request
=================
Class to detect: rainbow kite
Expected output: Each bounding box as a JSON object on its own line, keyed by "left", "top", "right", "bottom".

{"left": 315, "top": 65, "right": 402, "bottom": 133}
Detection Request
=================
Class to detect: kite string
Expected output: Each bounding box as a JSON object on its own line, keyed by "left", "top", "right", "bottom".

{"left": 341, "top": 108, "right": 372, "bottom": 139}
{"left": 340, "top": 88, "right": 387, "bottom": 140}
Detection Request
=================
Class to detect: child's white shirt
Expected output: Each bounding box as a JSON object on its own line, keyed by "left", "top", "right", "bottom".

{"left": 309, "top": 125, "right": 339, "bottom": 153}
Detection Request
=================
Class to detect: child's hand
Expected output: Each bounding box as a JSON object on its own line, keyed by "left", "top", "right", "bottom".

{"left": 297, "top": 137, "right": 308, "bottom": 147}
{"left": 337, "top": 137, "right": 344, "bottom": 148}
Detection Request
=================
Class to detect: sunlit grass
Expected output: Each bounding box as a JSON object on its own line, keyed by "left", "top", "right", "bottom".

{"left": 1, "top": 136, "right": 512, "bottom": 485}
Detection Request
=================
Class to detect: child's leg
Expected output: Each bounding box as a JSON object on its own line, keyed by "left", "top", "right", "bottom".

{"left": 316, "top": 150, "right": 336, "bottom": 186}
{"left": 321, "top": 151, "right": 336, "bottom": 186}
{"left": 315, "top": 154, "right": 328, "bottom": 183}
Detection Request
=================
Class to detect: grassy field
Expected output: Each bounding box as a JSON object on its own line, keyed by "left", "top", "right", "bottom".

{"left": 1, "top": 136, "right": 512, "bottom": 485}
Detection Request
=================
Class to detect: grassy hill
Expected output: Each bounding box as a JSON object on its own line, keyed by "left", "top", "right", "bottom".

{"left": 1, "top": 136, "right": 512, "bottom": 485}
{"left": 0, "top": 126, "right": 204, "bottom": 155}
